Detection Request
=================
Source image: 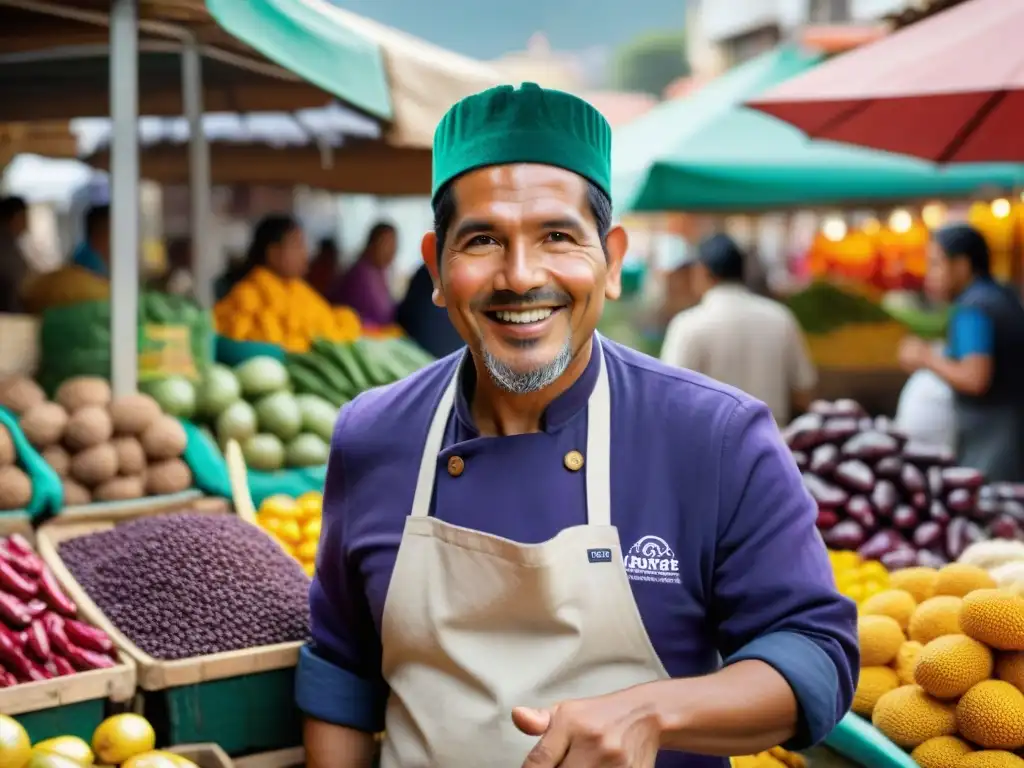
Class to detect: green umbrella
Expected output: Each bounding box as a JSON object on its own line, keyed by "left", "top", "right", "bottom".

{"left": 612, "top": 45, "right": 1024, "bottom": 213}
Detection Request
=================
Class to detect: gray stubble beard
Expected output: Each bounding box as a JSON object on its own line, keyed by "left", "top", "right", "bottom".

{"left": 481, "top": 334, "right": 574, "bottom": 395}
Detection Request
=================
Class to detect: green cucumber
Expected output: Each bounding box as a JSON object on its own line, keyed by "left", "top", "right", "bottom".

{"left": 353, "top": 339, "right": 397, "bottom": 386}
{"left": 313, "top": 340, "right": 372, "bottom": 393}
{"left": 287, "top": 360, "right": 349, "bottom": 406}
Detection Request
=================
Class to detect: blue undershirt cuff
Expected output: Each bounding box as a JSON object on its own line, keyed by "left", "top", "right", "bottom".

{"left": 294, "top": 645, "right": 387, "bottom": 732}
{"left": 726, "top": 630, "right": 839, "bottom": 750}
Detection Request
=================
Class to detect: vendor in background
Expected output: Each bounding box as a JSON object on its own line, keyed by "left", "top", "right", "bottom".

{"left": 160, "top": 238, "right": 195, "bottom": 299}
{"left": 898, "top": 223, "right": 1024, "bottom": 482}
{"left": 660, "top": 233, "right": 817, "bottom": 425}
{"left": 329, "top": 222, "right": 397, "bottom": 326}
{"left": 308, "top": 237, "right": 340, "bottom": 297}
{"left": 71, "top": 204, "right": 110, "bottom": 278}
{"left": 215, "top": 214, "right": 308, "bottom": 300}
{"left": 395, "top": 263, "right": 465, "bottom": 358}
{"left": 0, "top": 195, "right": 29, "bottom": 313}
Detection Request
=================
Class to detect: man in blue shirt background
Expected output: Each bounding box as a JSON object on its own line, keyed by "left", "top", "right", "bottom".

{"left": 899, "top": 223, "right": 1024, "bottom": 481}
{"left": 71, "top": 204, "right": 111, "bottom": 278}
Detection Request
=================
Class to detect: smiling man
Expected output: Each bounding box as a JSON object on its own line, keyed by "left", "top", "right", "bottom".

{"left": 296, "top": 83, "right": 858, "bottom": 768}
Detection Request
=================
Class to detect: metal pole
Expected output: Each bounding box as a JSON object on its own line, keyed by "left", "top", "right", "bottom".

{"left": 110, "top": 0, "right": 140, "bottom": 396}
{"left": 183, "top": 38, "right": 213, "bottom": 308}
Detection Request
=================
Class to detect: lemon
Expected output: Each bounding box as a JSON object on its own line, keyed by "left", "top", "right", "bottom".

{"left": 831, "top": 551, "right": 861, "bottom": 570}
{"left": 860, "top": 561, "right": 889, "bottom": 580}
{"left": 32, "top": 738, "right": 94, "bottom": 765}
{"left": 277, "top": 519, "right": 302, "bottom": 545}
{"left": 120, "top": 752, "right": 184, "bottom": 768}
{"left": 259, "top": 495, "right": 300, "bottom": 519}
{"left": 297, "top": 540, "right": 318, "bottom": 561}
{"left": 0, "top": 715, "right": 30, "bottom": 768}
{"left": 25, "top": 753, "right": 84, "bottom": 768}
{"left": 302, "top": 518, "right": 321, "bottom": 541}
{"left": 844, "top": 583, "right": 865, "bottom": 602}
{"left": 91, "top": 715, "right": 155, "bottom": 765}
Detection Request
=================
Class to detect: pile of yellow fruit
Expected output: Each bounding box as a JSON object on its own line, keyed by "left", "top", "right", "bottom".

{"left": 730, "top": 747, "right": 806, "bottom": 768}
{"left": 829, "top": 549, "right": 889, "bottom": 604}
{"left": 852, "top": 563, "right": 1024, "bottom": 767}
{"left": 0, "top": 713, "right": 194, "bottom": 768}
{"left": 257, "top": 491, "right": 322, "bottom": 577}
{"left": 214, "top": 266, "right": 362, "bottom": 352}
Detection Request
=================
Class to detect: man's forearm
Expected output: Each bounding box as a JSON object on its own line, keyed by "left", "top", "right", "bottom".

{"left": 651, "top": 660, "right": 799, "bottom": 756}
{"left": 304, "top": 717, "right": 377, "bottom": 768}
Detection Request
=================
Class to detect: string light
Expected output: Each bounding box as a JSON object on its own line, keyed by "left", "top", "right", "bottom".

{"left": 921, "top": 203, "right": 945, "bottom": 229}
{"left": 822, "top": 218, "right": 847, "bottom": 242}
{"left": 991, "top": 198, "right": 1011, "bottom": 219}
{"left": 888, "top": 209, "right": 913, "bottom": 233}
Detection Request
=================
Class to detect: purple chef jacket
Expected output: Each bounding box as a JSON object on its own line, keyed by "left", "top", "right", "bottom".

{"left": 296, "top": 335, "right": 859, "bottom": 767}
{"left": 329, "top": 258, "right": 395, "bottom": 326}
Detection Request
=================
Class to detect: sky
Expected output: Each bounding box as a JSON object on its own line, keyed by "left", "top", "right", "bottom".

{"left": 329, "top": 0, "right": 687, "bottom": 60}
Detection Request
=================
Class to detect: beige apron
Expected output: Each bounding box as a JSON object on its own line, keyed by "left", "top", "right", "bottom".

{"left": 379, "top": 345, "right": 670, "bottom": 768}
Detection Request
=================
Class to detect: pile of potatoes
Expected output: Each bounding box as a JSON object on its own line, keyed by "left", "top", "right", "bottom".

{"left": 0, "top": 375, "right": 193, "bottom": 505}
{"left": 0, "top": 421, "right": 31, "bottom": 511}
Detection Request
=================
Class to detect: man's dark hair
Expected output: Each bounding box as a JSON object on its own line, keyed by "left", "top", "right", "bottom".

{"left": 934, "top": 223, "right": 990, "bottom": 277}
{"left": 431, "top": 178, "right": 612, "bottom": 266}
{"left": 84, "top": 204, "right": 110, "bottom": 240}
{"left": 0, "top": 196, "right": 27, "bottom": 223}
{"left": 698, "top": 233, "right": 745, "bottom": 282}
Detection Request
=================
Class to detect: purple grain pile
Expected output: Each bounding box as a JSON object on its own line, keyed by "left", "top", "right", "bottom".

{"left": 58, "top": 512, "right": 310, "bottom": 660}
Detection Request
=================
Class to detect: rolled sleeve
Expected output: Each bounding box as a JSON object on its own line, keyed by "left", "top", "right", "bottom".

{"left": 713, "top": 401, "right": 859, "bottom": 749}
{"left": 297, "top": 403, "right": 388, "bottom": 731}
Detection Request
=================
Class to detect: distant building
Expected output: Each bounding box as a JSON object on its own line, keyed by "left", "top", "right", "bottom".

{"left": 686, "top": 0, "right": 919, "bottom": 74}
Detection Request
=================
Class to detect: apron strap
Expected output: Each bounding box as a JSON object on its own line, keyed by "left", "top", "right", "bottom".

{"left": 585, "top": 347, "right": 611, "bottom": 527}
{"left": 410, "top": 365, "right": 461, "bottom": 518}
{"left": 409, "top": 341, "right": 612, "bottom": 525}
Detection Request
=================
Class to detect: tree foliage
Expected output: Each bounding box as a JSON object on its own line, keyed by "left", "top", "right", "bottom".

{"left": 611, "top": 31, "right": 690, "bottom": 96}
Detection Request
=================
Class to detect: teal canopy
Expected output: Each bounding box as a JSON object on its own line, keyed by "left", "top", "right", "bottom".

{"left": 206, "top": 0, "right": 392, "bottom": 120}
{"left": 612, "top": 46, "right": 1024, "bottom": 213}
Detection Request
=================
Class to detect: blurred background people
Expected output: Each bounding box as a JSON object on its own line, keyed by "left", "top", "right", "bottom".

{"left": 71, "top": 204, "right": 110, "bottom": 278}
{"left": 396, "top": 263, "right": 464, "bottom": 359}
{"left": 660, "top": 233, "right": 817, "bottom": 424}
{"left": 307, "top": 236, "right": 340, "bottom": 297}
{"left": 0, "top": 195, "right": 29, "bottom": 313}
{"left": 899, "top": 223, "right": 1024, "bottom": 481}
{"left": 329, "top": 221, "right": 397, "bottom": 326}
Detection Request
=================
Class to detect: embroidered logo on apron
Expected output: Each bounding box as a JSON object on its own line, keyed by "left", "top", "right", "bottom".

{"left": 624, "top": 535, "right": 681, "bottom": 584}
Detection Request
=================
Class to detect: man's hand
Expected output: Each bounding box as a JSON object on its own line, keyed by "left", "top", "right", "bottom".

{"left": 898, "top": 336, "right": 933, "bottom": 373}
{"left": 512, "top": 688, "right": 661, "bottom": 768}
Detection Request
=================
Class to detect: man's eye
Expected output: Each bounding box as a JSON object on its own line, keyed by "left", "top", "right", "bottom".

{"left": 466, "top": 235, "right": 497, "bottom": 247}
{"left": 546, "top": 232, "right": 573, "bottom": 243}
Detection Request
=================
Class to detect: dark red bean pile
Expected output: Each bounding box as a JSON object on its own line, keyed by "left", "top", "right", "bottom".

{"left": 58, "top": 512, "right": 310, "bottom": 660}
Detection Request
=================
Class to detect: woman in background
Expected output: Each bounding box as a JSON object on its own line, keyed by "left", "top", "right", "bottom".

{"left": 215, "top": 214, "right": 307, "bottom": 301}
{"left": 329, "top": 222, "right": 397, "bottom": 326}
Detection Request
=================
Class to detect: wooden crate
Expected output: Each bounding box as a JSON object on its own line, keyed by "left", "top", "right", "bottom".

{"left": 60, "top": 489, "right": 210, "bottom": 523}
{"left": 169, "top": 743, "right": 234, "bottom": 768}
{"left": 233, "top": 748, "right": 305, "bottom": 768}
{"left": 0, "top": 516, "right": 136, "bottom": 742}
{"left": 34, "top": 504, "right": 304, "bottom": 755}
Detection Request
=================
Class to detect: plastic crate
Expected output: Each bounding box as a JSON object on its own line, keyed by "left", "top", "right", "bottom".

{"left": 34, "top": 506, "right": 304, "bottom": 756}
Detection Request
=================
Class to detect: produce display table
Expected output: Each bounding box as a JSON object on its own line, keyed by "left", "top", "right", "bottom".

{"left": 33, "top": 505, "right": 305, "bottom": 756}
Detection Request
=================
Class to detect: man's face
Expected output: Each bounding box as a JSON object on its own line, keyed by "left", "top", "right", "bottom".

{"left": 924, "top": 240, "right": 969, "bottom": 303}
{"left": 421, "top": 164, "right": 625, "bottom": 394}
{"left": 93, "top": 220, "right": 111, "bottom": 263}
{"left": 8, "top": 210, "right": 27, "bottom": 237}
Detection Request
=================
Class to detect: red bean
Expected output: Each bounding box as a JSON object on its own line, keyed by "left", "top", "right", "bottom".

{"left": 0, "top": 560, "right": 38, "bottom": 601}
{"left": 0, "top": 591, "right": 32, "bottom": 627}
{"left": 63, "top": 618, "right": 113, "bottom": 654}
{"left": 24, "top": 619, "right": 51, "bottom": 662}
{"left": 38, "top": 566, "right": 77, "bottom": 617}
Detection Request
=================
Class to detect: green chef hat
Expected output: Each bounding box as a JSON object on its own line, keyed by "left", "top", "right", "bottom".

{"left": 432, "top": 83, "right": 612, "bottom": 202}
